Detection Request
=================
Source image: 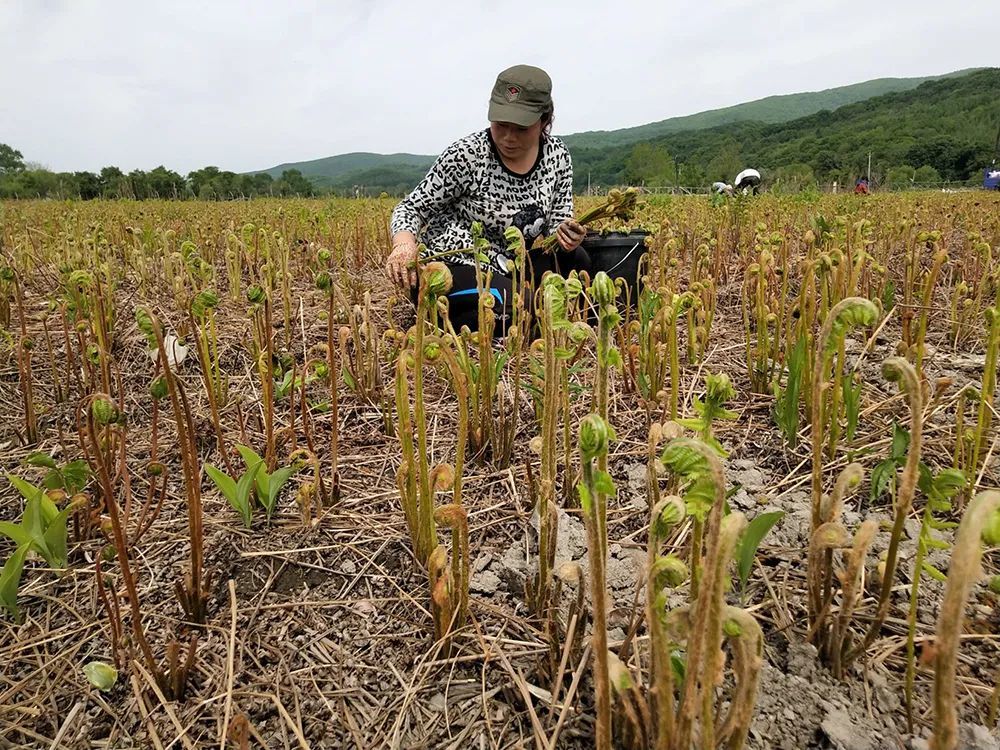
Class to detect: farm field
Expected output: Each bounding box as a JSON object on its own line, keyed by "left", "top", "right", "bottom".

{"left": 2, "top": 192, "right": 1000, "bottom": 749}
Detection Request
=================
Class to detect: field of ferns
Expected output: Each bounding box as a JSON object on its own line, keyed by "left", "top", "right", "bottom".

{"left": 2, "top": 191, "right": 1000, "bottom": 750}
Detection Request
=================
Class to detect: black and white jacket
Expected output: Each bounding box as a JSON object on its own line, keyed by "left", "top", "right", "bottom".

{"left": 390, "top": 129, "right": 574, "bottom": 276}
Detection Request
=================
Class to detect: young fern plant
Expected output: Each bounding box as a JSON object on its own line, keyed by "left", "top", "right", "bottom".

{"left": 395, "top": 263, "right": 454, "bottom": 566}
{"left": 666, "top": 292, "right": 696, "bottom": 421}
{"left": 144, "top": 310, "right": 210, "bottom": 624}
{"left": 339, "top": 292, "right": 384, "bottom": 406}
{"left": 807, "top": 462, "right": 871, "bottom": 675}
{"left": 810, "top": 297, "right": 878, "bottom": 528}
{"left": 81, "top": 392, "right": 196, "bottom": 699}
{"left": 969, "top": 302, "right": 1000, "bottom": 499}
{"left": 634, "top": 286, "right": 667, "bottom": 406}
{"left": 527, "top": 274, "right": 583, "bottom": 614}
{"left": 914, "top": 245, "right": 948, "bottom": 374}
{"left": 608, "top": 438, "right": 764, "bottom": 750}
{"left": 289, "top": 448, "right": 326, "bottom": 526}
{"left": 663, "top": 515, "right": 760, "bottom": 750}
{"left": 744, "top": 245, "right": 775, "bottom": 393}
{"left": 576, "top": 414, "right": 617, "bottom": 750}
{"left": 438, "top": 239, "right": 501, "bottom": 464}
{"left": 643, "top": 492, "right": 688, "bottom": 750}
{"left": 427, "top": 503, "right": 469, "bottom": 653}
{"left": 846, "top": 357, "right": 923, "bottom": 667}
{"left": 0, "top": 265, "right": 14, "bottom": 332}
{"left": 633, "top": 288, "right": 694, "bottom": 420}
{"left": 904, "top": 465, "right": 965, "bottom": 731}
{"left": 952, "top": 385, "right": 978, "bottom": 501}
{"left": 619, "top": 435, "right": 761, "bottom": 750}
{"left": 588, "top": 272, "right": 621, "bottom": 561}
{"left": 929, "top": 491, "right": 1000, "bottom": 750}
{"left": 467, "top": 221, "right": 501, "bottom": 459}
{"left": 659, "top": 436, "right": 725, "bottom": 598}
{"left": 427, "top": 546, "right": 455, "bottom": 649}
{"left": 436, "top": 504, "right": 470, "bottom": 623}
{"left": 677, "top": 371, "right": 737, "bottom": 456}
{"left": 246, "top": 284, "right": 277, "bottom": 470}
{"left": 589, "top": 272, "right": 621, "bottom": 422}
{"left": 495, "top": 226, "right": 530, "bottom": 468}
{"left": 189, "top": 288, "right": 233, "bottom": 474}
{"left": 315, "top": 264, "right": 343, "bottom": 499}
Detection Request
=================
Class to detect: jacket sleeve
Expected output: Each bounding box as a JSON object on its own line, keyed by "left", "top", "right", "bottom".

{"left": 547, "top": 146, "right": 575, "bottom": 232}
{"left": 390, "top": 140, "right": 473, "bottom": 237}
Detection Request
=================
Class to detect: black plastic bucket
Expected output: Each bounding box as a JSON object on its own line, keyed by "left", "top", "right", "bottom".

{"left": 582, "top": 230, "right": 650, "bottom": 306}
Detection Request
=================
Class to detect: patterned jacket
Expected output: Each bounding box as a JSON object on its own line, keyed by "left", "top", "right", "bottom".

{"left": 390, "top": 129, "right": 574, "bottom": 276}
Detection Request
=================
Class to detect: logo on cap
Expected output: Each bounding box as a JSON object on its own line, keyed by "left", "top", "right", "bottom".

{"left": 505, "top": 85, "right": 520, "bottom": 102}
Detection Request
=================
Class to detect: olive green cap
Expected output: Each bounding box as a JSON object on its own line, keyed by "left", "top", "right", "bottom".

{"left": 488, "top": 65, "right": 552, "bottom": 127}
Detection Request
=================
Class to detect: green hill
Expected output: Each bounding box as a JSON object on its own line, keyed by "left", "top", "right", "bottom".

{"left": 247, "top": 68, "right": 997, "bottom": 194}
{"left": 571, "top": 67, "right": 1000, "bottom": 189}
{"left": 560, "top": 69, "right": 982, "bottom": 150}
{"left": 254, "top": 152, "right": 435, "bottom": 181}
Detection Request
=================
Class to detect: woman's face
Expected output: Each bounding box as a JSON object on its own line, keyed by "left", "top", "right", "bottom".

{"left": 490, "top": 119, "right": 542, "bottom": 160}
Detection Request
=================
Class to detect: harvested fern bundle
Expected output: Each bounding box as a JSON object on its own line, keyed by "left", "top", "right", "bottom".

{"left": 537, "top": 187, "right": 641, "bottom": 253}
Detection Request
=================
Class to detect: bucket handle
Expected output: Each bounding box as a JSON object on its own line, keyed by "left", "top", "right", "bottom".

{"left": 602, "top": 241, "right": 643, "bottom": 276}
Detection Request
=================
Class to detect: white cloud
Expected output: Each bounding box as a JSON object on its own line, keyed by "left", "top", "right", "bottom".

{"left": 1, "top": 0, "right": 996, "bottom": 173}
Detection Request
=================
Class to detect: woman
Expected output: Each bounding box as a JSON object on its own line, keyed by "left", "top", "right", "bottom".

{"left": 386, "top": 64, "right": 588, "bottom": 333}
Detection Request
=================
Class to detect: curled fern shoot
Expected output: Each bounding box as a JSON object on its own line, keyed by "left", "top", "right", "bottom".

{"left": 929, "top": 491, "right": 1000, "bottom": 750}
{"left": 811, "top": 297, "right": 877, "bottom": 528}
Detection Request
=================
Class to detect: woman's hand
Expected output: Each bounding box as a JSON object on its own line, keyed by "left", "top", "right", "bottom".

{"left": 386, "top": 238, "right": 419, "bottom": 289}
{"left": 555, "top": 219, "right": 586, "bottom": 252}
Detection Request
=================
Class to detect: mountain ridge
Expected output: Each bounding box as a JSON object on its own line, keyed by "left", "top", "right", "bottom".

{"left": 559, "top": 68, "right": 983, "bottom": 150}
{"left": 248, "top": 68, "right": 997, "bottom": 192}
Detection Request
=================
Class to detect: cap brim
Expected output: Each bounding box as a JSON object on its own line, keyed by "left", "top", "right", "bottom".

{"left": 488, "top": 100, "right": 541, "bottom": 127}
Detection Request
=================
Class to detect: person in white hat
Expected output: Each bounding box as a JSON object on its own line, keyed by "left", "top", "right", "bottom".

{"left": 734, "top": 168, "right": 761, "bottom": 195}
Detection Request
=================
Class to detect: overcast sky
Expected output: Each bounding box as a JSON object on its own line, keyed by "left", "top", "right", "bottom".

{"left": 2, "top": 0, "right": 997, "bottom": 174}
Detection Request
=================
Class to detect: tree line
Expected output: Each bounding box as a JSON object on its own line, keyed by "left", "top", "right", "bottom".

{"left": 0, "top": 145, "right": 317, "bottom": 200}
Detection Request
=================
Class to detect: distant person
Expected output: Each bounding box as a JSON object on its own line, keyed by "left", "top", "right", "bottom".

{"left": 712, "top": 181, "right": 734, "bottom": 196}
{"left": 386, "top": 64, "right": 588, "bottom": 333}
{"left": 854, "top": 177, "right": 869, "bottom": 195}
{"left": 734, "top": 168, "right": 761, "bottom": 195}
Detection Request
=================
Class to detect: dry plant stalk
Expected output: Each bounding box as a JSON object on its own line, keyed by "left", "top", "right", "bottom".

{"left": 547, "top": 561, "right": 587, "bottom": 690}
